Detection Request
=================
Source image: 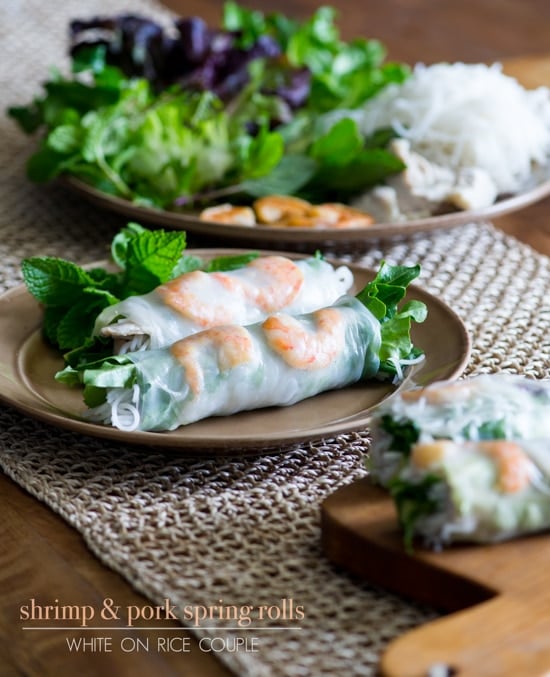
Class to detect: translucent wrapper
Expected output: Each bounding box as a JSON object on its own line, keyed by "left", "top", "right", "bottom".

{"left": 84, "top": 296, "right": 381, "bottom": 431}
{"left": 368, "top": 375, "right": 550, "bottom": 487}
{"left": 391, "top": 437, "right": 550, "bottom": 547}
{"left": 94, "top": 256, "right": 353, "bottom": 352}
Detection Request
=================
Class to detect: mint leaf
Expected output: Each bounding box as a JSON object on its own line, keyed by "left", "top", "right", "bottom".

{"left": 111, "top": 222, "right": 147, "bottom": 269}
{"left": 63, "top": 336, "right": 114, "bottom": 369}
{"left": 22, "top": 224, "right": 190, "bottom": 354}
{"left": 205, "top": 252, "right": 259, "bottom": 272}
{"left": 56, "top": 291, "right": 114, "bottom": 350}
{"left": 42, "top": 306, "right": 68, "bottom": 345}
{"left": 22, "top": 257, "right": 94, "bottom": 306}
{"left": 170, "top": 255, "right": 204, "bottom": 278}
{"left": 124, "top": 229, "right": 187, "bottom": 295}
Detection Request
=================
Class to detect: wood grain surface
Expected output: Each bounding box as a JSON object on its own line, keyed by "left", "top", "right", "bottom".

{"left": 2, "top": 1, "right": 550, "bottom": 675}
{"left": 0, "top": 474, "right": 231, "bottom": 677}
{"left": 321, "top": 478, "right": 550, "bottom": 677}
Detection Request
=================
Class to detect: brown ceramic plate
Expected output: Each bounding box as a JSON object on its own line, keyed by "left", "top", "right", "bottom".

{"left": 0, "top": 251, "right": 470, "bottom": 453}
{"left": 62, "top": 165, "right": 550, "bottom": 244}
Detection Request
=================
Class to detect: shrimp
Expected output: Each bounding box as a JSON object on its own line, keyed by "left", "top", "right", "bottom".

{"left": 262, "top": 308, "right": 346, "bottom": 370}
{"left": 253, "top": 195, "right": 311, "bottom": 224}
{"left": 246, "top": 256, "right": 304, "bottom": 312}
{"left": 157, "top": 256, "right": 305, "bottom": 326}
{"left": 401, "top": 380, "right": 475, "bottom": 405}
{"left": 199, "top": 204, "right": 256, "bottom": 226}
{"left": 411, "top": 440, "right": 458, "bottom": 468}
{"left": 477, "top": 440, "right": 532, "bottom": 493}
{"left": 308, "top": 203, "right": 374, "bottom": 228}
{"left": 410, "top": 439, "right": 532, "bottom": 493}
{"left": 157, "top": 270, "right": 242, "bottom": 328}
{"left": 170, "top": 326, "right": 255, "bottom": 396}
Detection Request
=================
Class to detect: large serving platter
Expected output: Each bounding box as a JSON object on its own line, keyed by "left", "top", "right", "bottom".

{"left": 0, "top": 251, "right": 471, "bottom": 453}
{"left": 63, "top": 167, "right": 550, "bottom": 244}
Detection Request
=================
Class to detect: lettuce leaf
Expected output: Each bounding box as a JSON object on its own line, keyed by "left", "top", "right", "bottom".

{"left": 356, "top": 262, "right": 427, "bottom": 378}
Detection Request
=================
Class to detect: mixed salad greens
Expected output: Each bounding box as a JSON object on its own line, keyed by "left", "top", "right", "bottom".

{"left": 8, "top": 3, "right": 408, "bottom": 209}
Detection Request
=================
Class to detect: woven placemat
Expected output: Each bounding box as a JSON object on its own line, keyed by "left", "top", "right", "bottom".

{"left": 2, "top": 1, "right": 550, "bottom": 676}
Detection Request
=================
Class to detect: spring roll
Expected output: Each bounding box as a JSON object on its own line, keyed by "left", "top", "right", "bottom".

{"left": 58, "top": 263, "right": 427, "bottom": 432}
{"left": 390, "top": 437, "right": 550, "bottom": 548}
{"left": 368, "top": 375, "right": 550, "bottom": 487}
{"left": 94, "top": 255, "right": 354, "bottom": 353}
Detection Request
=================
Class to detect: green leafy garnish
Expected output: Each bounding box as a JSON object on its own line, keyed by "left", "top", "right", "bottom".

{"left": 380, "top": 415, "right": 420, "bottom": 454}
{"left": 203, "top": 252, "right": 259, "bottom": 272}
{"left": 122, "top": 229, "right": 187, "bottom": 296}
{"left": 472, "top": 419, "right": 508, "bottom": 440}
{"left": 389, "top": 474, "right": 442, "bottom": 552}
{"left": 356, "top": 262, "right": 428, "bottom": 378}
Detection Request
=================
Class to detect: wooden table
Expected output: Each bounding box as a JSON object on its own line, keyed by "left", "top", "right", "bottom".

{"left": 2, "top": 1, "right": 549, "bottom": 675}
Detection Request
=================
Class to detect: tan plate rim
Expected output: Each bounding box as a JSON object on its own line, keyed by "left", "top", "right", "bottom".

{"left": 0, "top": 250, "right": 471, "bottom": 453}
{"left": 62, "top": 169, "right": 550, "bottom": 243}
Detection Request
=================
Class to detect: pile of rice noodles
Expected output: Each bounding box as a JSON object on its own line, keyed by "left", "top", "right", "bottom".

{"left": 360, "top": 63, "right": 550, "bottom": 194}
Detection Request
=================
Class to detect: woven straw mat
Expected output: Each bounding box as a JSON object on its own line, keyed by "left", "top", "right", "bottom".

{"left": 1, "top": 1, "right": 549, "bottom": 676}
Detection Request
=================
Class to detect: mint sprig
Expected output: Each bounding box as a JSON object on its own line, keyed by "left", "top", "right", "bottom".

{"left": 22, "top": 225, "right": 186, "bottom": 353}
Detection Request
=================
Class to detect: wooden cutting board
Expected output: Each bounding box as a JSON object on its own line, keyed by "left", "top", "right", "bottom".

{"left": 321, "top": 478, "right": 550, "bottom": 677}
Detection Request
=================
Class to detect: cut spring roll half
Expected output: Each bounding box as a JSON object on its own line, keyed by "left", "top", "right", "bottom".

{"left": 368, "top": 375, "right": 550, "bottom": 487}
{"left": 58, "top": 262, "right": 428, "bottom": 432}
{"left": 94, "top": 255, "right": 354, "bottom": 353}
{"left": 390, "top": 437, "right": 550, "bottom": 549}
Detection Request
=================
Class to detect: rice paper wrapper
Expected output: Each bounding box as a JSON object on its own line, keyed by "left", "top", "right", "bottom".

{"left": 368, "top": 374, "right": 550, "bottom": 487}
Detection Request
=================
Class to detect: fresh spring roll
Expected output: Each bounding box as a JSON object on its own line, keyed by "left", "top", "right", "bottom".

{"left": 389, "top": 437, "right": 550, "bottom": 549}
{"left": 368, "top": 375, "right": 550, "bottom": 487}
{"left": 58, "top": 262, "right": 427, "bottom": 432}
{"left": 94, "top": 255, "right": 354, "bottom": 353}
